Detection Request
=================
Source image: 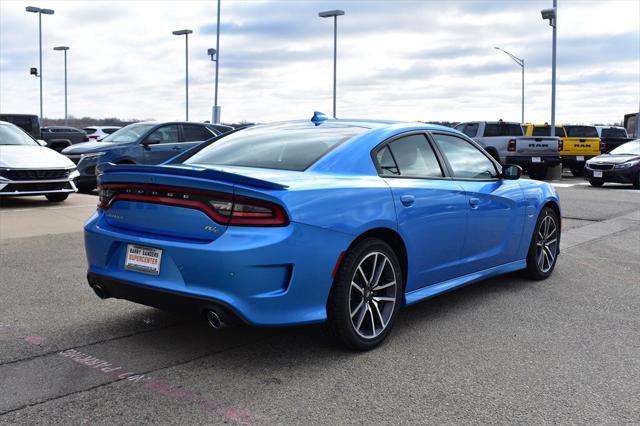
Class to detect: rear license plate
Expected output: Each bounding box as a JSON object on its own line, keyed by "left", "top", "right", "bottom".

{"left": 577, "top": 156, "right": 584, "bottom": 161}
{"left": 532, "top": 157, "right": 541, "bottom": 163}
{"left": 125, "top": 244, "right": 162, "bottom": 275}
{"left": 593, "top": 171, "right": 603, "bottom": 178}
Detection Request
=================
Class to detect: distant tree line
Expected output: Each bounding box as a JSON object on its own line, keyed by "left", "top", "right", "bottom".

{"left": 42, "top": 116, "right": 149, "bottom": 129}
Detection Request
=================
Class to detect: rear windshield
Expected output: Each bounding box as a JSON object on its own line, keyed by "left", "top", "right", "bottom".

{"left": 601, "top": 127, "right": 627, "bottom": 138}
{"left": 532, "top": 126, "right": 566, "bottom": 137}
{"left": 565, "top": 126, "right": 598, "bottom": 138}
{"left": 84, "top": 128, "right": 97, "bottom": 133}
{"left": 184, "top": 123, "right": 368, "bottom": 171}
{"left": 483, "top": 123, "right": 523, "bottom": 137}
{"left": 0, "top": 116, "right": 36, "bottom": 132}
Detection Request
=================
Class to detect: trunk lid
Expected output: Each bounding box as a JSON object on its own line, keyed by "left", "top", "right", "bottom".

{"left": 97, "top": 163, "right": 289, "bottom": 241}
{"left": 560, "top": 137, "right": 600, "bottom": 156}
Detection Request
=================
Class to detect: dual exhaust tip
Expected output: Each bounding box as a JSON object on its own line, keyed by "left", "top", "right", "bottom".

{"left": 90, "top": 283, "right": 227, "bottom": 330}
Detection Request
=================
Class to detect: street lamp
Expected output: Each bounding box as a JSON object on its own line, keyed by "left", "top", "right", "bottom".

{"left": 53, "top": 46, "right": 69, "bottom": 125}
{"left": 541, "top": 2, "right": 557, "bottom": 136}
{"left": 212, "top": 0, "right": 222, "bottom": 124}
{"left": 172, "top": 29, "right": 193, "bottom": 121}
{"left": 494, "top": 47, "right": 525, "bottom": 123}
{"left": 318, "top": 9, "right": 345, "bottom": 119}
{"left": 26, "top": 6, "right": 55, "bottom": 125}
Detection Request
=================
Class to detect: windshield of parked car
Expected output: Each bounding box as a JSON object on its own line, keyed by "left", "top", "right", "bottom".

{"left": 601, "top": 127, "right": 627, "bottom": 138}
{"left": 184, "top": 123, "right": 368, "bottom": 171}
{"left": 101, "top": 123, "right": 155, "bottom": 144}
{"left": 565, "top": 126, "right": 598, "bottom": 138}
{"left": 609, "top": 140, "right": 640, "bottom": 156}
{"left": 0, "top": 123, "right": 38, "bottom": 145}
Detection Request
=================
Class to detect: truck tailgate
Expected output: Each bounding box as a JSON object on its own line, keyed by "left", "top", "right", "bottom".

{"left": 516, "top": 137, "right": 560, "bottom": 156}
{"left": 561, "top": 137, "right": 600, "bottom": 156}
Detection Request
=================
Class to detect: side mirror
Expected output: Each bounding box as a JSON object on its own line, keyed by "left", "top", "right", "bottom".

{"left": 502, "top": 164, "right": 522, "bottom": 180}
{"left": 36, "top": 139, "right": 48, "bottom": 146}
{"left": 142, "top": 137, "right": 160, "bottom": 145}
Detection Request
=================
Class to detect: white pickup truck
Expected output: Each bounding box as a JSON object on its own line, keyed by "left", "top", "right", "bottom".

{"left": 454, "top": 121, "right": 562, "bottom": 180}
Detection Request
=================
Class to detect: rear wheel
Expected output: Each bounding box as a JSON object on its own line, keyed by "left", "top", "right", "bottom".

{"left": 327, "top": 238, "right": 403, "bottom": 351}
{"left": 589, "top": 180, "right": 604, "bottom": 187}
{"left": 570, "top": 167, "right": 584, "bottom": 177}
{"left": 528, "top": 168, "right": 547, "bottom": 180}
{"left": 524, "top": 207, "right": 560, "bottom": 280}
{"left": 46, "top": 193, "right": 69, "bottom": 202}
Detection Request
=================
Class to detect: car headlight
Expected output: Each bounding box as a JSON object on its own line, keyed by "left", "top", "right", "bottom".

{"left": 80, "top": 152, "right": 105, "bottom": 159}
{"left": 613, "top": 160, "right": 640, "bottom": 169}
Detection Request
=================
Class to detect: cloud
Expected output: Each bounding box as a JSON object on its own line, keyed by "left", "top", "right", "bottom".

{"left": 0, "top": 0, "right": 638, "bottom": 125}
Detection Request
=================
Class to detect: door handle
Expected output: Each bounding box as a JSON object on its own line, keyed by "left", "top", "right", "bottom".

{"left": 469, "top": 197, "right": 480, "bottom": 209}
{"left": 400, "top": 195, "right": 415, "bottom": 207}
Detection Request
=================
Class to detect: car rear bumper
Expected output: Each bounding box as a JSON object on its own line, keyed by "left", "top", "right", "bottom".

{"left": 505, "top": 155, "right": 562, "bottom": 168}
{"left": 584, "top": 166, "right": 637, "bottom": 184}
{"left": 84, "top": 212, "right": 353, "bottom": 326}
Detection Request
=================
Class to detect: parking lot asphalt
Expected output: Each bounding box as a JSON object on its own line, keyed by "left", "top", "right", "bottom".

{"left": 1, "top": 176, "right": 638, "bottom": 425}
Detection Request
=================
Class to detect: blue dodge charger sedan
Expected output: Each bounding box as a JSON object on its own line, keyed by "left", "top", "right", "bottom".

{"left": 85, "top": 113, "right": 561, "bottom": 350}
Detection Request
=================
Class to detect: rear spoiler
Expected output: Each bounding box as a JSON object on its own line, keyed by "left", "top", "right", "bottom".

{"left": 97, "top": 163, "right": 289, "bottom": 190}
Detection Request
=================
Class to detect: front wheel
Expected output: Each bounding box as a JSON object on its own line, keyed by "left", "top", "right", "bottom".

{"left": 327, "top": 238, "right": 403, "bottom": 351}
{"left": 524, "top": 207, "right": 560, "bottom": 280}
{"left": 46, "top": 193, "right": 69, "bottom": 202}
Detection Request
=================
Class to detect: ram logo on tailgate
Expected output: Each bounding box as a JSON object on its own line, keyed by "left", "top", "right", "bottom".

{"left": 528, "top": 143, "right": 549, "bottom": 148}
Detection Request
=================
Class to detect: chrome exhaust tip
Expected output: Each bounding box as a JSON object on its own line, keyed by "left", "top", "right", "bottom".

{"left": 91, "top": 284, "right": 109, "bottom": 299}
{"left": 206, "top": 310, "right": 226, "bottom": 329}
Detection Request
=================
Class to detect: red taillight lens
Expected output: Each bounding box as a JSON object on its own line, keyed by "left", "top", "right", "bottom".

{"left": 98, "top": 184, "right": 288, "bottom": 227}
{"left": 507, "top": 139, "right": 517, "bottom": 152}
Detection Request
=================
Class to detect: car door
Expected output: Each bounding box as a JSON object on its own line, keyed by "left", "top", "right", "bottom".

{"left": 139, "top": 124, "right": 181, "bottom": 164}
{"left": 376, "top": 133, "right": 468, "bottom": 291}
{"left": 430, "top": 132, "right": 525, "bottom": 274}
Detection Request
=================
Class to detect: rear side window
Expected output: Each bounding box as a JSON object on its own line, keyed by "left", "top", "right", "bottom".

{"left": 565, "top": 126, "right": 598, "bottom": 138}
{"left": 376, "top": 134, "right": 443, "bottom": 177}
{"left": 532, "top": 126, "right": 566, "bottom": 137}
{"left": 456, "top": 123, "right": 479, "bottom": 138}
{"left": 432, "top": 133, "right": 498, "bottom": 179}
{"left": 182, "top": 124, "right": 214, "bottom": 142}
{"left": 601, "top": 128, "right": 627, "bottom": 138}
{"left": 184, "top": 123, "right": 367, "bottom": 171}
{"left": 483, "top": 123, "right": 523, "bottom": 137}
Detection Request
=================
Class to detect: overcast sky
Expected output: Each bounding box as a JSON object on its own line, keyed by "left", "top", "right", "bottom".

{"left": 1, "top": 0, "right": 638, "bottom": 125}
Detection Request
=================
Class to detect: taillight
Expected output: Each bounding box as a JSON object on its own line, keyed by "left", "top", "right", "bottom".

{"left": 507, "top": 139, "right": 516, "bottom": 152}
{"left": 98, "top": 184, "right": 288, "bottom": 227}
{"left": 600, "top": 141, "right": 606, "bottom": 152}
{"left": 558, "top": 139, "right": 563, "bottom": 152}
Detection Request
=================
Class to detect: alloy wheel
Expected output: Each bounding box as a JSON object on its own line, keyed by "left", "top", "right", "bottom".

{"left": 349, "top": 252, "right": 398, "bottom": 339}
{"left": 535, "top": 215, "right": 558, "bottom": 273}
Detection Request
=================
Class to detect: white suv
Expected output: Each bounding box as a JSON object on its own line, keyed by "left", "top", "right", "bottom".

{"left": 83, "top": 126, "right": 121, "bottom": 141}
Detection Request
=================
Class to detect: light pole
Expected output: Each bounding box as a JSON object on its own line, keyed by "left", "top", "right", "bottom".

{"left": 319, "top": 9, "right": 345, "bottom": 119}
{"left": 53, "top": 46, "right": 69, "bottom": 125}
{"left": 212, "top": 0, "right": 221, "bottom": 124}
{"left": 494, "top": 47, "right": 524, "bottom": 123}
{"left": 26, "top": 6, "right": 55, "bottom": 126}
{"left": 172, "top": 29, "right": 193, "bottom": 121}
{"left": 541, "top": 2, "right": 557, "bottom": 136}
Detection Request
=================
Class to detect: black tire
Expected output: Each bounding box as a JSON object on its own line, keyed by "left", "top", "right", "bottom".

{"left": 589, "top": 180, "right": 604, "bottom": 187}
{"left": 570, "top": 167, "right": 584, "bottom": 177}
{"left": 528, "top": 168, "right": 547, "bottom": 180}
{"left": 524, "top": 207, "right": 560, "bottom": 280}
{"left": 46, "top": 193, "right": 69, "bottom": 202}
{"left": 327, "top": 238, "right": 403, "bottom": 351}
